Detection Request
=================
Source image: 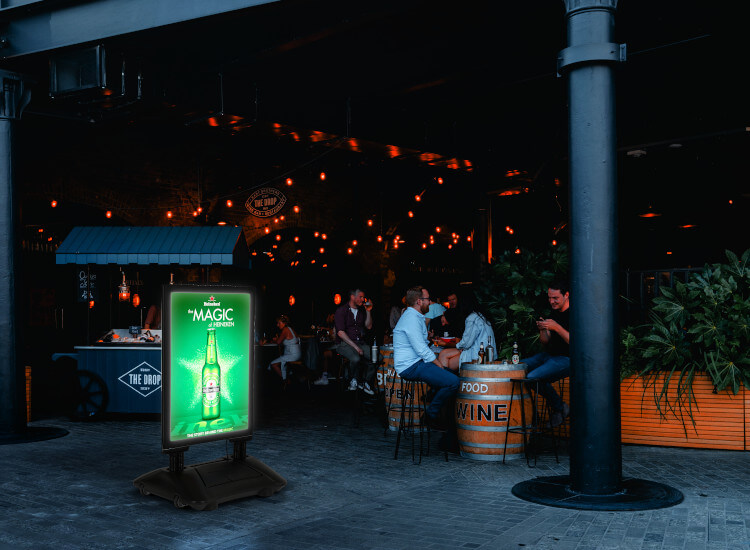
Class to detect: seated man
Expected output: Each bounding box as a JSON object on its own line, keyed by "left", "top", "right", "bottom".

{"left": 393, "top": 285, "right": 459, "bottom": 439}
{"left": 332, "top": 288, "right": 376, "bottom": 395}
{"left": 524, "top": 279, "right": 571, "bottom": 427}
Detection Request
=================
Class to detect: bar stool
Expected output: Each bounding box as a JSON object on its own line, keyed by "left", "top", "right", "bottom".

{"left": 385, "top": 375, "right": 431, "bottom": 463}
{"left": 503, "top": 378, "right": 559, "bottom": 467}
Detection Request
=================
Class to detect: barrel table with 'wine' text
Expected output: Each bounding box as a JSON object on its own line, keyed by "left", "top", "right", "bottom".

{"left": 456, "top": 362, "right": 531, "bottom": 460}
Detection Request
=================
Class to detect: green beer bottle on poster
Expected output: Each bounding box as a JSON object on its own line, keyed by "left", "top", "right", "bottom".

{"left": 202, "top": 328, "right": 221, "bottom": 420}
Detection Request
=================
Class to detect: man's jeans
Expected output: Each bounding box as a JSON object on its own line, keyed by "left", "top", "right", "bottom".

{"left": 400, "top": 360, "right": 459, "bottom": 418}
{"left": 333, "top": 342, "right": 376, "bottom": 384}
{"left": 523, "top": 352, "right": 570, "bottom": 413}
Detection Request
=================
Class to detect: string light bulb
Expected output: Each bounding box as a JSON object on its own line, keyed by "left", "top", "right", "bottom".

{"left": 347, "top": 248, "right": 353, "bottom": 254}
{"left": 286, "top": 178, "right": 293, "bottom": 186}
{"left": 166, "top": 211, "right": 173, "bottom": 219}
{"left": 106, "top": 211, "right": 112, "bottom": 218}
{"left": 293, "top": 205, "right": 300, "bottom": 213}
{"left": 226, "top": 200, "right": 233, "bottom": 207}
{"left": 51, "top": 200, "right": 58, "bottom": 208}
{"left": 320, "top": 172, "right": 326, "bottom": 181}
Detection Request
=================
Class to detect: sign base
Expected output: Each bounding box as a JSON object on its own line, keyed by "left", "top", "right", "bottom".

{"left": 134, "top": 455, "right": 286, "bottom": 510}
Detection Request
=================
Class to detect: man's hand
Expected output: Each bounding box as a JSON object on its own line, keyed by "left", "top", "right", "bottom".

{"left": 536, "top": 318, "right": 560, "bottom": 333}
{"left": 364, "top": 299, "right": 373, "bottom": 312}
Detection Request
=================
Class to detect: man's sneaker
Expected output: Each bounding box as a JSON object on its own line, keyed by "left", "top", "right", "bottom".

{"left": 348, "top": 378, "right": 358, "bottom": 391}
{"left": 313, "top": 374, "right": 329, "bottom": 386}
{"left": 362, "top": 382, "right": 374, "bottom": 396}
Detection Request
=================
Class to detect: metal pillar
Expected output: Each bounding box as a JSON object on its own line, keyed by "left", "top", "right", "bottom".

{"left": 510, "top": 1, "right": 682, "bottom": 510}
{"left": 565, "top": 0, "right": 622, "bottom": 496}
{"left": 0, "top": 70, "right": 30, "bottom": 435}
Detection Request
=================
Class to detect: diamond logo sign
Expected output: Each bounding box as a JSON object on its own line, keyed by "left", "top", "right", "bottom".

{"left": 118, "top": 362, "right": 162, "bottom": 397}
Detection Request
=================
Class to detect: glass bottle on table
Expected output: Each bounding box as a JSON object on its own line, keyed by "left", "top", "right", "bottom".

{"left": 486, "top": 337, "right": 495, "bottom": 364}
{"left": 478, "top": 342, "right": 485, "bottom": 364}
{"left": 512, "top": 341, "right": 520, "bottom": 365}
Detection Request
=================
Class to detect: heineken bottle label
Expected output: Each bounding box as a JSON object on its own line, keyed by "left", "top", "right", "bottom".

{"left": 203, "top": 375, "right": 221, "bottom": 406}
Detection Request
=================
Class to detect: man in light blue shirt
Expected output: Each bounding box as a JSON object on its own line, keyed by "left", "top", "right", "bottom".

{"left": 393, "top": 286, "right": 459, "bottom": 428}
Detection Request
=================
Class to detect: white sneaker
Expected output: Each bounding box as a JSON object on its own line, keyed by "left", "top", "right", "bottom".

{"left": 362, "top": 382, "right": 374, "bottom": 396}
{"left": 313, "top": 375, "right": 329, "bottom": 386}
{"left": 348, "top": 378, "right": 358, "bottom": 391}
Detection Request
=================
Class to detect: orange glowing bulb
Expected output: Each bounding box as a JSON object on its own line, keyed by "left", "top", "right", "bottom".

{"left": 319, "top": 247, "right": 325, "bottom": 253}
{"left": 408, "top": 211, "right": 414, "bottom": 217}
{"left": 294, "top": 236, "right": 299, "bottom": 242}
{"left": 286, "top": 178, "right": 293, "bottom": 186}
{"left": 367, "top": 219, "right": 373, "bottom": 226}
{"left": 352, "top": 240, "right": 358, "bottom": 246}
{"left": 320, "top": 172, "right": 326, "bottom": 180}
{"left": 166, "top": 211, "right": 173, "bottom": 219}
{"left": 50, "top": 200, "right": 58, "bottom": 208}
{"left": 265, "top": 227, "right": 270, "bottom": 234}
{"left": 192, "top": 211, "right": 198, "bottom": 217}
{"left": 106, "top": 211, "right": 112, "bottom": 218}
{"left": 293, "top": 205, "right": 300, "bottom": 213}
{"left": 226, "top": 200, "right": 233, "bottom": 207}
{"left": 415, "top": 195, "right": 421, "bottom": 202}
{"left": 515, "top": 248, "right": 521, "bottom": 255}
{"left": 448, "top": 244, "right": 453, "bottom": 249}
{"left": 377, "top": 235, "right": 383, "bottom": 242}
{"left": 197, "top": 206, "right": 202, "bottom": 213}
{"left": 437, "top": 177, "right": 444, "bottom": 184}
{"left": 347, "top": 248, "right": 353, "bottom": 254}
{"left": 321, "top": 234, "right": 327, "bottom": 240}
{"left": 552, "top": 240, "right": 558, "bottom": 246}
{"left": 422, "top": 243, "right": 427, "bottom": 249}
{"left": 275, "top": 235, "right": 281, "bottom": 241}
{"left": 314, "top": 232, "right": 320, "bottom": 237}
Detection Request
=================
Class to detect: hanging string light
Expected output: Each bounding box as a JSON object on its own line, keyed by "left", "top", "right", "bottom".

{"left": 226, "top": 200, "right": 233, "bottom": 207}
{"left": 167, "top": 211, "right": 173, "bottom": 219}
{"left": 118, "top": 271, "right": 130, "bottom": 302}
{"left": 106, "top": 211, "right": 112, "bottom": 218}
{"left": 51, "top": 200, "right": 58, "bottom": 208}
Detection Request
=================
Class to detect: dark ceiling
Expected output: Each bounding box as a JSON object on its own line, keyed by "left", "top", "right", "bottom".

{"left": 4, "top": 0, "right": 749, "bottom": 269}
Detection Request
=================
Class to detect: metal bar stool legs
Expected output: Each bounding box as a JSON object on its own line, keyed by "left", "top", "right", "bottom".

{"left": 389, "top": 377, "right": 430, "bottom": 463}
{"left": 503, "top": 378, "right": 559, "bottom": 467}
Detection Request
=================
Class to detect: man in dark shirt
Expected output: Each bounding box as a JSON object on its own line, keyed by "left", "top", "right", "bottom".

{"left": 333, "top": 288, "right": 376, "bottom": 395}
{"left": 524, "top": 280, "right": 571, "bottom": 427}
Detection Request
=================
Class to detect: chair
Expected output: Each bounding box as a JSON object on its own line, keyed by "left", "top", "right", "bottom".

{"left": 385, "top": 375, "right": 445, "bottom": 463}
{"left": 503, "top": 378, "right": 560, "bottom": 467}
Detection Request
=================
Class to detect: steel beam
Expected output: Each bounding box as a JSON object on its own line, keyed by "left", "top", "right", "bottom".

{"left": 0, "top": 0, "right": 277, "bottom": 59}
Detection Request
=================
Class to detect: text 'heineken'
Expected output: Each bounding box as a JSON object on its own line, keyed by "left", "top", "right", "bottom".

{"left": 202, "top": 328, "right": 221, "bottom": 420}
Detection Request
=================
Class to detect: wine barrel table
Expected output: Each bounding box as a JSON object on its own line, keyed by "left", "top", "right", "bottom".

{"left": 455, "top": 362, "right": 531, "bottom": 460}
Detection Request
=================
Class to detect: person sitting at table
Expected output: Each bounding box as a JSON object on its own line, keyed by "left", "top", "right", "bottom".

{"left": 436, "top": 289, "right": 495, "bottom": 372}
{"left": 393, "top": 285, "right": 459, "bottom": 449}
{"left": 332, "top": 288, "right": 376, "bottom": 395}
{"left": 260, "top": 314, "right": 301, "bottom": 385}
{"left": 424, "top": 295, "right": 446, "bottom": 328}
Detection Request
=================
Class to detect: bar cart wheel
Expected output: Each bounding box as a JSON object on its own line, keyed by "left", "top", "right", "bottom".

{"left": 70, "top": 369, "right": 109, "bottom": 421}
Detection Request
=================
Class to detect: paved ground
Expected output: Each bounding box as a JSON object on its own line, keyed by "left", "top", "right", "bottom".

{"left": 3, "top": 382, "right": 750, "bottom": 550}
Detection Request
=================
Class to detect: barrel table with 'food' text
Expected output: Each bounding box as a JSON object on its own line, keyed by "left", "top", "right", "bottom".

{"left": 456, "top": 362, "right": 531, "bottom": 460}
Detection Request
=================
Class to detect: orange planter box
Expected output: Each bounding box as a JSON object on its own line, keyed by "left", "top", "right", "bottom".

{"left": 556, "top": 374, "right": 747, "bottom": 451}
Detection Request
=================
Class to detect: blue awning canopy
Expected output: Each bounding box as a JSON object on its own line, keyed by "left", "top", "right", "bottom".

{"left": 55, "top": 226, "right": 250, "bottom": 267}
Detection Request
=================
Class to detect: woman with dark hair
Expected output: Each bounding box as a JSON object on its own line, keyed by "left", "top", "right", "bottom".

{"left": 260, "top": 314, "right": 301, "bottom": 382}
{"left": 436, "top": 289, "right": 495, "bottom": 372}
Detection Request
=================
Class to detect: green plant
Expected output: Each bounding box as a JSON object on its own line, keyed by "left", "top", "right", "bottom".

{"left": 475, "top": 243, "right": 568, "bottom": 359}
{"left": 623, "top": 248, "right": 750, "bottom": 426}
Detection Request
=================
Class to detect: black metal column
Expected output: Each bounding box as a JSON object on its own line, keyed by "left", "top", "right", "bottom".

{"left": 565, "top": 0, "right": 622, "bottom": 496}
{"left": 510, "top": 1, "right": 682, "bottom": 510}
{"left": 0, "top": 70, "right": 30, "bottom": 435}
{"left": 0, "top": 71, "right": 69, "bottom": 445}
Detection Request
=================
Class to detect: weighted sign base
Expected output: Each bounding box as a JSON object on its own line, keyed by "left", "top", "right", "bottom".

{"left": 134, "top": 455, "right": 286, "bottom": 510}
{"left": 512, "top": 475, "right": 683, "bottom": 511}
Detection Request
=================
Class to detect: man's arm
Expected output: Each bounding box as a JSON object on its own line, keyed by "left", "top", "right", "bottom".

{"left": 364, "top": 302, "right": 373, "bottom": 330}
{"left": 337, "top": 330, "right": 363, "bottom": 354}
{"left": 537, "top": 319, "right": 569, "bottom": 344}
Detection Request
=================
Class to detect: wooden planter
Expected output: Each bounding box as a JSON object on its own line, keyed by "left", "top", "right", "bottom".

{"left": 557, "top": 373, "right": 748, "bottom": 451}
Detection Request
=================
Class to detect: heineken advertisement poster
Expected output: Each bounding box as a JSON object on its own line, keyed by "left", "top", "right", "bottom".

{"left": 162, "top": 285, "right": 254, "bottom": 450}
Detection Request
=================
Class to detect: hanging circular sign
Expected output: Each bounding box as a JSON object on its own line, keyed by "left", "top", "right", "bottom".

{"left": 245, "top": 188, "right": 287, "bottom": 218}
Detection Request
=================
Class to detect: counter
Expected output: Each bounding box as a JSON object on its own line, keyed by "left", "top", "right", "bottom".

{"left": 75, "top": 345, "right": 162, "bottom": 414}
